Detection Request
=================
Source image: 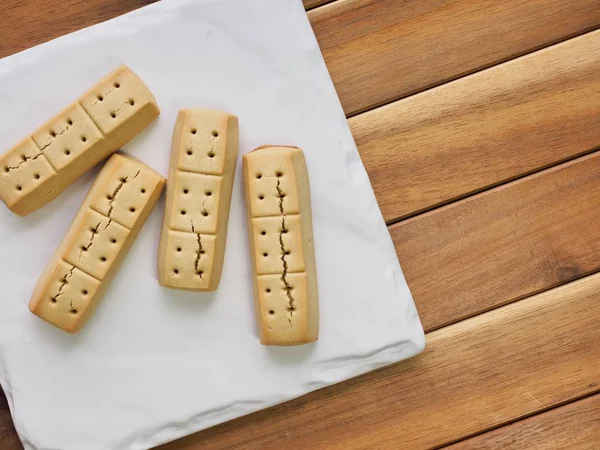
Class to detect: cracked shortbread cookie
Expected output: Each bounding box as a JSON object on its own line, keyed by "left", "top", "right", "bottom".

{"left": 158, "top": 109, "right": 239, "bottom": 291}
{"left": 0, "top": 65, "right": 159, "bottom": 216}
{"left": 29, "top": 153, "right": 165, "bottom": 333}
{"left": 243, "top": 145, "right": 319, "bottom": 346}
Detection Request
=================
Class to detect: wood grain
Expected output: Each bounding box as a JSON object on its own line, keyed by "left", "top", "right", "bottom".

{"left": 155, "top": 272, "right": 600, "bottom": 449}
{"left": 394, "top": 151, "right": 600, "bottom": 331}
{"left": 6, "top": 150, "right": 599, "bottom": 447}
{"left": 0, "top": 0, "right": 158, "bottom": 58}
{"left": 310, "top": 0, "right": 600, "bottom": 116}
{"left": 351, "top": 30, "right": 600, "bottom": 222}
{"left": 3, "top": 1, "right": 600, "bottom": 120}
{"left": 0, "top": 390, "right": 19, "bottom": 450}
{"left": 1, "top": 0, "right": 599, "bottom": 449}
{"left": 304, "top": 0, "right": 335, "bottom": 9}
{"left": 447, "top": 394, "right": 600, "bottom": 449}
{"left": 0, "top": 0, "right": 319, "bottom": 59}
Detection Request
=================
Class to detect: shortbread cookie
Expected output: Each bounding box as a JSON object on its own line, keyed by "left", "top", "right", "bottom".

{"left": 158, "top": 110, "right": 239, "bottom": 291}
{"left": 0, "top": 65, "right": 159, "bottom": 216}
{"left": 29, "top": 154, "right": 165, "bottom": 333}
{"left": 243, "top": 145, "right": 319, "bottom": 345}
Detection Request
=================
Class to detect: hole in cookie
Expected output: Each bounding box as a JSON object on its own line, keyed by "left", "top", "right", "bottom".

{"left": 81, "top": 290, "right": 88, "bottom": 295}
{"left": 70, "top": 308, "right": 78, "bottom": 315}
{"left": 180, "top": 210, "right": 186, "bottom": 215}
{"left": 282, "top": 228, "right": 288, "bottom": 234}
{"left": 201, "top": 211, "right": 208, "bottom": 217}
{"left": 110, "top": 238, "right": 117, "bottom": 244}
{"left": 114, "top": 82, "right": 120, "bottom": 88}
{"left": 141, "top": 188, "right": 146, "bottom": 194}
{"left": 120, "top": 177, "right": 127, "bottom": 183}
{"left": 205, "top": 191, "right": 212, "bottom": 196}
{"left": 110, "top": 112, "right": 117, "bottom": 118}
{"left": 288, "top": 306, "right": 296, "bottom": 312}
{"left": 80, "top": 246, "right": 88, "bottom": 252}
{"left": 3, "top": 166, "right": 8, "bottom": 173}
{"left": 261, "top": 231, "right": 266, "bottom": 236}
{"left": 212, "top": 130, "right": 219, "bottom": 137}
{"left": 81, "top": 136, "right": 87, "bottom": 142}
{"left": 100, "top": 256, "right": 107, "bottom": 262}
{"left": 64, "top": 149, "right": 71, "bottom": 156}
{"left": 285, "top": 250, "right": 291, "bottom": 255}
{"left": 191, "top": 128, "right": 197, "bottom": 134}
{"left": 208, "top": 152, "right": 215, "bottom": 158}
{"left": 130, "top": 207, "right": 136, "bottom": 213}
{"left": 183, "top": 189, "right": 189, "bottom": 194}
{"left": 90, "top": 227, "right": 97, "bottom": 234}
{"left": 97, "top": 94, "right": 104, "bottom": 101}
{"left": 279, "top": 193, "right": 286, "bottom": 198}
{"left": 33, "top": 173, "right": 40, "bottom": 180}
{"left": 256, "top": 173, "right": 262, "bottom": 179}
{"left": 129, "top": 99, "right": 135, "bottom": 106}
{"left": 197, "top": 271, "right": 204, "bottom": 277}
{"left": 16, "top": 185, "right": 22, "bottom": 191}
{"left": 200, "top": 250, "right": 205, "bottom": 254}
{"left": 20, "top": 154, "right": 27, "bottom": 161}
{"left": 176, "top": 247, "right": 182, "bottom": 252}
{"left": 67, "top": 119, "right": 73, "bottom": 125}
{"left": 50, "top": 297, "right": 57, "bottom": 304}
{"left": 263, "top": 252, "right": 268, "bottom": 257}
{"left": 266, "top": 288, "right": 271, "bottom": 293}
{"left": 269, "top": 310, "right": 274, "bottom": 315}
{"left": 106, "top": 194, "right": 112, "bottom": 200}
{"left": 275, "top": 171, "right": 283, "bottom": 177}
{"left": 50, "top": 130, "right": 56, "bottom": 137}
{"left": 187, "top": 150, "right": 193, "bottom": 156}
{"left": 173, "top": 268, "right": 179, "bottom": 275}
{"left": 258, "top": 195, "right": 264, "bottom": 200}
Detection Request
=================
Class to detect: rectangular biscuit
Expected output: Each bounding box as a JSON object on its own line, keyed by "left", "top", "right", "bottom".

{"left": 158, "top": 109, "right": 239, "bottom": 291}
{"left": 29, "top": 153, "right": 165, "bottom": 333}
{"left": 243, "top": 145, "right": 319, "bottom": 346}
{"left": 0, "top": 65, "right": 159, "bottom": 216}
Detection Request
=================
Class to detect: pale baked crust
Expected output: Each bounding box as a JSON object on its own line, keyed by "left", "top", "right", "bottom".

{"left": 0, "top": 65, "right": 159, "bottom": 216}
{"left": 29, "top": 153, "right": 165, "bottom": 333}
{"left": 243, "top": 145, "right": 319, "bottom": 345}
{"left": 158, "top": 109, "right": 239, "bottom": 291}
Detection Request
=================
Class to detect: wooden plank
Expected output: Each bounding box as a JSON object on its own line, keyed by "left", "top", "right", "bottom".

{"left": 7, "top": 153, "right": 600, "bottom": 447}
{"left": 155, "top": 272, "right": 600, "bottom": 449}
{"left": 0, "top": 0, "right": 158, "bottom": 58}
{"left": 304, "top": 0, "right": 335, "bottom": 9}
{"left": 311, "top": 0, "right": 600, "bottom": 116}
{"left": 0, "top": 390, "right": 20, "bottom": 450}
{"left": 4, "top": 0, "right": 600, "bottom": 119}
{"left": 446, "top": 393, "right": 600, "bottom": 449}
{"left": 0, "top": 0, "right": 318, "bottom": 59}
{"left": 351, "top": 30, "right": 600, "bottom": 222}
{"left": 393, "top": 151, "right": 600, "bottom": 332}
{"left": 4, "top": 1, "right": 600, "bottom": 225}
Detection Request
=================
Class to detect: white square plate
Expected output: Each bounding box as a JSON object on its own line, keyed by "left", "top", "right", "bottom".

{"left": 0, "top": 1, "right": 425, "bottom": 448}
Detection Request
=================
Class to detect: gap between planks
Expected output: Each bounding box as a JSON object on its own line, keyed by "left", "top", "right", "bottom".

{"left": 304, "top": 0, "right": 337, "bottom": 11}
{"left": 442, "top": 390, "right": 600, "bottom": 449}
{"left": 392, "top": 149, "right": 600, "bottom": 332}
{"left": 0, "top": 1, "right": 596, "bottom": 448}
{"left": 354, "top": 28, "right": 600, "bottom": 223}
{"left": 309, "top": 0, "right": 600, "bottom": 117}
{"left": 155, "top": 271, "right": 600, "bottom": 449}
{"left": 2, "top": 0, "right": 599, "bottom": 230}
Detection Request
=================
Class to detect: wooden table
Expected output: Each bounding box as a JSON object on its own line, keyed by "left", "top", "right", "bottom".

{"left": 2, "top": 0, "right": 600, "bottom": 448}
